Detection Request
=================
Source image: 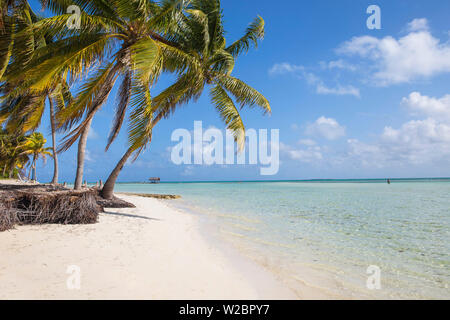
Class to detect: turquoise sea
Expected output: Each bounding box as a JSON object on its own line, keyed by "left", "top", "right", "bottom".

{"left": 114, "top": 180, "right": 450, "bottom": 299}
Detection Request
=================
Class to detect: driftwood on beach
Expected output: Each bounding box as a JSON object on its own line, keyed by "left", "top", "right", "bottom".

{"left": 0, "top": 183, "right": 135, "bottom": 232}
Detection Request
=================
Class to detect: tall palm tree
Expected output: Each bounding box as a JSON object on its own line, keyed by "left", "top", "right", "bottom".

{"left": 0, "top": 129, "right": 30, "bottom": 178}
{"left": 4, "top": 0, "right": 195, "bottom": 190}
{"left": 100, "top": 0, "right": 270, "bottom": 199}
{"left": 19, "top": 132, "right": 52, "bottom": 181}
{"left": 0, "top": 0, "right": 71, "bottom": 184}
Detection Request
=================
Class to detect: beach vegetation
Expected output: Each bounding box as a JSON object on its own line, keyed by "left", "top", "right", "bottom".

{"left": 0, "top": 0, "right": 270, "bottom": 201}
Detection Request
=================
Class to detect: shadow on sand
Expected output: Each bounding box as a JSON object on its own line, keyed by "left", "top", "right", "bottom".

{"left": 103, "top": 211, "right": 161, "bottom": 221}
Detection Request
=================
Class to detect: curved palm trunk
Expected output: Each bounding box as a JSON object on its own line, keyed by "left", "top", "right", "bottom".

{"left": 49, "top": 98, "right": 59, "bottom": 184}
{"left": 100, "top": 147, "right": 134, "bottom": 199}
{"left": 74, "top": 118, "right": 93, "bottom": 190}
{"left": 101, "top": 115, "right": 162, "bottom": 200}
{"left": 72, "top": 62, "right": 123, "bottom": 190}
{"left": 27, "top": 163, "right": 32, "bottom": 180}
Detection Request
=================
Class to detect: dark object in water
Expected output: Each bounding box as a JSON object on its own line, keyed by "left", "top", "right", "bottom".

{"left": 148, "top": 177, "right": 161, "bottom": 183}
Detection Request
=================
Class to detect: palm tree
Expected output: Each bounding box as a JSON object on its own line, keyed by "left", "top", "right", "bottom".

{"left": 4, "top": 0, "right": 195, "bottom": 190}
{"left": 19, "top": 132, "right": 52, "bottom": 181}
{"left": 0, "top": 129, "right": 30, "bottom": 178}
{"left": 0, "top": 1, "right": 74, "bottom": 184}
{"left": 100, "top": 0, "right": 270, "bottom": 199}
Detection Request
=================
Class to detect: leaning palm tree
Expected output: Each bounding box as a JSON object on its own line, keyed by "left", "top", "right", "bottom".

{"left": 0, "top": 1, "right": 71, "bottom": 184}
{"left": 19, "top": 132, "right": 52, "bottom": 181}
{"left": 100, "top": 0, "right": 270, "bottom": 199}
{"left": 4, "top": 0, "right": 195, "bottom": 190}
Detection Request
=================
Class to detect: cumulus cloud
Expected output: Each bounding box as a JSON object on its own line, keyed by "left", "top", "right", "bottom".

{"left": 85, "top": 150, "right": 93, "bottom": 162}
{"left": 347, "top": 119, "right": 450, "bottom": 166}
{"left": 269, "top": 63, "right": 360, "bottom": 97}
{"left": 401, "top": 92, "right": 450, "bottom": 120}
{"left": 281, "top": 143, "right": 323, "bottom": 163}
{"left": 406, "top": 18, "right": 429, "bottom": 32}
{"left": 269, "top": 63, "right": 304, "bottom": 75}
{"left": 344, "top": 92, "right": 450, "bottom": 167}
{"left": 299, "top": 139, "right": 317, "bottom": 146}
{"left": 316, "top": 83, "right": 360, "bottom": 97}
{"left": 337, "top": 19, "right": 450, "bottom": 85}
{"left": 306, "top": 117, "right": 346, "bottom": 140}
{"left": 382, "top": 118, "right": 450, "bottom": 145}
{"left": 321, "top": 59, "right": 357, "bottom": 71}
{"left": 88, "top": 128, "right": 99, "bottom": 139}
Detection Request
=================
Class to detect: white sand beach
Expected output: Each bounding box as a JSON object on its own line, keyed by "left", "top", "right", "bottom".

{"left": 0, "top": 194, "right": 299, "bottom": 299}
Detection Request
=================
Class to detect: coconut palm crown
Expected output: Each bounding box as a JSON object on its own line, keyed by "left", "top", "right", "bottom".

{"left": 100, "top": 0, "right": 271, "bottom": 198}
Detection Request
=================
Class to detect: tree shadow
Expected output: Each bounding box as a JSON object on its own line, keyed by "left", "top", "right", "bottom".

{"left": 103, "top": 211, "right": 161, "bottom": 221}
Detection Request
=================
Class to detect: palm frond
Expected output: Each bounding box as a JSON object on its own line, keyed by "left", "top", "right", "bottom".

{"left": 226, "top": 16, "right": 265, "bottom": 57}
{"left": 127, "top": 76, "right": 153, "bottom": 153}
{"left": 106, "top": 71, "right": 131, "bottom": 151}
{"left": 130, "top": 36, "right": 163, "bottom": 84}
{"left": 216, "top": 74, "right": 271, "bottom": 113}
{"left": 210, "top": 83, "right": 245, "bottom": 150}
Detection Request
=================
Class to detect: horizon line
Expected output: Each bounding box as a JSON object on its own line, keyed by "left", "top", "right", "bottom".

{"left": 108, "top": 177, "right": 450, "bottom": 184}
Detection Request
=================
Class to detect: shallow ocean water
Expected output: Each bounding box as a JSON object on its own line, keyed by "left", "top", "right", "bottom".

{"left": 114, "top": 180, "right": 450, "bottom": 299}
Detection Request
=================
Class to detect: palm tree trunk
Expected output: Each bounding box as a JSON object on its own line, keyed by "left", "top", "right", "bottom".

{"left": 33, "top": 163, "right": 37, "bottom": 181}
{"left": 49, "top": 98, "right": 59, "bottom": 184}
{"left": 100, "top": 113, "right": 163, "bottom": 200}
{"left": 74, "top": 118, "right": 93, "bottom": 190}
{"left": 100, "top": 147, "right": 134, "bottom": 199}
{"left": 72, "top": 62, "right": 124, "bottom": 190}
{"left": 2, "top": 164, "right": 6, "bottom": 177}
{"left": 32, "top": 156, "right": 37, "bottom": 181}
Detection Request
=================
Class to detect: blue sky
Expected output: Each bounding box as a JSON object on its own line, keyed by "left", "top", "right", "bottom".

{"left": 30, "top": 0, "right": 450, "bottom": 182}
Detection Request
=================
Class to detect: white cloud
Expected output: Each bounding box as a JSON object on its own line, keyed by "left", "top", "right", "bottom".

{"left": 181, "top": 165, "right": 195, "bottom": 176}
{"left": 299, "top": 139, "right": 317, "bottom": 146}
{"left": 382, "top": 118, "right": 450, "bottom": 145}
{"left": 281, "top": 143, "right": 323, "bottom": 163}
{"left": 88, "top": 128, "right": 99, "bottom": 139}
{"left": 85, "top": 150, "right": 93, "bottom": 162}
{"left": 406, "top": 18, "right": 429, "bottom": 32}
{"left": 316, "top": 83, "right": 360, "bottom": 97}
{"left": 401, "top": 92, "right": 450, "bottom": 120}
{"left": 344, "top": 91, "right": 450, "bottom": 167}
{"left": 269, "top": 63, "right": 304, "bottom": 75}
{"left": 322, "top": 59, "right": 357, "bottom": 71}
{"left": 337, "top": 19, "right": 450, "bottom": 85}
{"left": 347, "top": 119, "right": 450, "bottom": 167}
{"left": 269, "top": 63, "right": 360, "bottom": 97}
{"left": 306, "top": 117, "right": 346, "bottom": 140}
{"left": 281, "top": 92, "right": 450, "bottom": 170}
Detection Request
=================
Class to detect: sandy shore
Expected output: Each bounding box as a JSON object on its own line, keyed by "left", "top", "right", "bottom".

{"left": 0, "top": 194, "right": 297, "bottom": 299}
